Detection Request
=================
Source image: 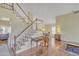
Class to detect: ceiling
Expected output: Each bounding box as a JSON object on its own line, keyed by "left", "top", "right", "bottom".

{"left": 19, "top": 3, "right": 79, "bottom": 24}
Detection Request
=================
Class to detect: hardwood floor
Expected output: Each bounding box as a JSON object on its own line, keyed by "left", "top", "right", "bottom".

{"left": 16, "top": 40, "right": 74, "bottom": 56}
{"left": 47, "top": 40, "right": 74, "bottom": 56}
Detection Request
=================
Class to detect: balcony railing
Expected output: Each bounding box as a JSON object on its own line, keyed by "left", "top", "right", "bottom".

{"left": 0, "top": 3, "right": 13, "bottom": 10}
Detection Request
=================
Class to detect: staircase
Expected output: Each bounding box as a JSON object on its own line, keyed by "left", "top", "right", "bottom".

{"left": 0, "top": 3, "right": 44, "bottom": 56}
{"left": 15, "top": 20, "right": 37, "bottom": 53}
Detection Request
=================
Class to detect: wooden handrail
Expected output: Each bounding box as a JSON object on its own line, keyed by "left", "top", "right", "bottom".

{"left": 16, "top": 3, "right": 33, "bottom": 23}
{"left": 0, "top": 3, "right": 33, "bottom": 23}
{"left": 14, "top": 9, "right": 27, "bottom": 23}
{"left": 0, "top": 3, "right": 13, "bottom": 10}
{"left": 15, "top": 18, "right": 43, "bottom": 39}
{"left": 3, "top": 3, "right": 13, "bottom": 7}
{"left": 0, "top": 3, "right": 43, "bottom": 40}
{"left": 15, "top": 20, "right": 36, "bottom": 39}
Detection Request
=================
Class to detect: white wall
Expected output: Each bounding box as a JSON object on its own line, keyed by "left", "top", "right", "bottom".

{"left": 57, "top": 12, "right": 79, "bottom": 43}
